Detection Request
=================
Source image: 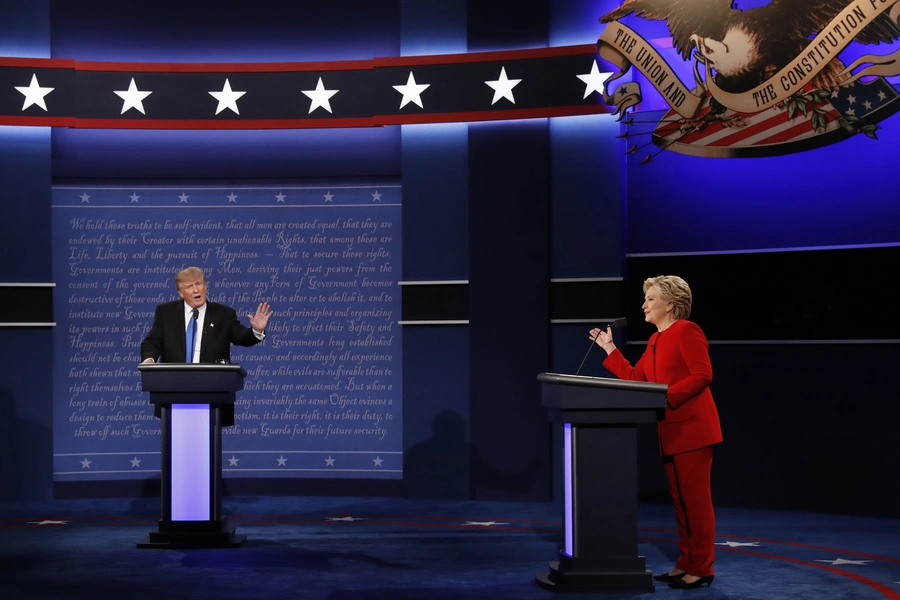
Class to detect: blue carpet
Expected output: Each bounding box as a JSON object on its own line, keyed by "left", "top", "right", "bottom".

{"left": 1, "top": 497, "right": 898, "bottom": 599}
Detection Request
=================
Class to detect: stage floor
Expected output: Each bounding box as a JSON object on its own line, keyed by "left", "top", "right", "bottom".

{"left": 1, "top": 496, "right": 898, "bottom": 599}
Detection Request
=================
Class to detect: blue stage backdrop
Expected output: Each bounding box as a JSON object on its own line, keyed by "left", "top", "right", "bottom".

{"left": 51, "top": 184, "right": 402, "bottom": 481}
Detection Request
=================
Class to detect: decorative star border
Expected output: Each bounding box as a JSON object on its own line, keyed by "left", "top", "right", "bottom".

{"left": 53, "top": 451, "right": 401, "bottom": 475}
{"left": 0, "top": 45, "right": 611, "bottom": 129}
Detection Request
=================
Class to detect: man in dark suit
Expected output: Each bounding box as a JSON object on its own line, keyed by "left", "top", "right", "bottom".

{"left": 140, "top": 266, "right": 273, "bottom": 425}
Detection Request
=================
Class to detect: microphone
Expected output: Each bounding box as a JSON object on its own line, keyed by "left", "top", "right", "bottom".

{"left": 575, "top": 317, "right": 627, "bottom": 376}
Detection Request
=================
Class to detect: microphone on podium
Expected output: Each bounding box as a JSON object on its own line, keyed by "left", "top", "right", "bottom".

{"left": 575, "top": 317, "right": 627, "bottom": 376}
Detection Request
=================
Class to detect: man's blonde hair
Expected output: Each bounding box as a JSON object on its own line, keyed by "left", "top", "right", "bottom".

{"left": 175, "top": 267, "right": 206, "bottom": 290}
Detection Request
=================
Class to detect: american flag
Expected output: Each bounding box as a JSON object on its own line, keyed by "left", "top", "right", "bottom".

{"left": 651, "top": 77, "right": 900, "bottom": 158}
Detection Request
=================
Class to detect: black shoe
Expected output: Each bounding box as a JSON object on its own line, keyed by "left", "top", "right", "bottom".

{"left": 669, "top": 575, "right": 714, "bottom": 589}
{"left": 652, "top": 571, "right": 686, "bottom": 583}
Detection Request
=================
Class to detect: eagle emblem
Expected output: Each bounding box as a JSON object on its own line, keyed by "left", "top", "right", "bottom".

{"left": 597, "top": 0, "right": 900, "bottom": 158}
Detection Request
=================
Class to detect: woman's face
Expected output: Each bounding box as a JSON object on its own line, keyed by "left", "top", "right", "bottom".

{"left": 642, "top": 285, "right": 672, "bottom": 327}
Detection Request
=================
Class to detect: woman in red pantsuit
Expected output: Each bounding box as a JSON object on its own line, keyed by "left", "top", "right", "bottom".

{"left": 590, "top": 275, "right": 722, "bottom": 590}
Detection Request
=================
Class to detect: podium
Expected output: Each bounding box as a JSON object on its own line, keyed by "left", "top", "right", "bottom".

{"left": 136, "top": 363, "right": 247, "bottom": 549}
{"left": 535, "top": 372, "right": 667, "bottom": 592}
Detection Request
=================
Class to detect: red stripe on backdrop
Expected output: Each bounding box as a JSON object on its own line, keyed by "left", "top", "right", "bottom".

{"left": 0, "top": 57, "right": 75, "bottom": 68}
{"left": 373, "top": 44, "right": 598, "bottom": 67}
{"left": 73, "top": 59, "right": 374, "bottom": 73}
{"left": 0, "top": 116, "right": 75, "bottom": 127}
{"left": 374, "top": 104, "right": 610, "bottom": 125}
{"left": 73, "top": 117, "right": 379, "bottom": 129}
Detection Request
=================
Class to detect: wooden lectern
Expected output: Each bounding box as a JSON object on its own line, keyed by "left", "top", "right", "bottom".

{"left": 137, "top": 363, "right": 247, "bottom": 549}
{"left": 535, "top": 372, "right": 667, "bottom": 592}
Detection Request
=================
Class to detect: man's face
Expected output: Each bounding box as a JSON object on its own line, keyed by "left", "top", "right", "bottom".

{"left": 177, "top": 276, "right": 208, "bottom": 309}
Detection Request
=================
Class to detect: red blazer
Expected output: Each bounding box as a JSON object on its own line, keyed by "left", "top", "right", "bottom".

{"left": 603, "top": 319, "right": 722, "bottom": 456}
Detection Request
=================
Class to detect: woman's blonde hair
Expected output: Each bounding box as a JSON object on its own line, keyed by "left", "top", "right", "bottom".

{"left": 643, "top": 275, "right": 692, "bottom": 320}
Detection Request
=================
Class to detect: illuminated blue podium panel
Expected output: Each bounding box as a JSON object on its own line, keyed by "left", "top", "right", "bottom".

{"left": 535, "top": 373, "right": 666, "bottom": 593}
{"left": 137, "top": 363, "right": 247, "bottom": 549}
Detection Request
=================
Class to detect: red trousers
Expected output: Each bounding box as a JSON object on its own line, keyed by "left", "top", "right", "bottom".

{"left": 663, "top": 446, "right": 716, "bottom": 577}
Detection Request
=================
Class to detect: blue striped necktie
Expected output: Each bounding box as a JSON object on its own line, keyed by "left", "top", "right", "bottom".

{"left": 185, "top": 308, "right": 198, "bottom": 363}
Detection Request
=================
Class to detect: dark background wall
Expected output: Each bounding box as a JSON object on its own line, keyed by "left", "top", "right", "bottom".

{"left": 1, "top": 0, "right": 897, "bottom": 517}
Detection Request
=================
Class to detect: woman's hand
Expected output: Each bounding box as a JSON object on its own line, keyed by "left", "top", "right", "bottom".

{"left": 588, "top": 326, "right": 617, "bottom": 355}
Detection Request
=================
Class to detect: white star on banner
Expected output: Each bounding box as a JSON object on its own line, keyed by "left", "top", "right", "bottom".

{"left": 114, "top": 78, "right": 152, "bottom": 115}
{"left": 815, "top": 558, "right": 872, "bottom": 566}
{"left": 463, "top": 521, "right": 509, "bottom": 527}
{"left": 325, "top": 456, "right": 336, "bottom": 467}
{"left": 178, "top": 193, "right": 189, "bottom": 203}
{"left": 28, "top": 520, "right": 68, "bottom": 526}
{"left": 209, "top": 78, "right": 246, "bottom": 115}
{"left": 577, "top": 60, "right": 612, "bottom": 99}
{"left": 129, "top": 193, "right": 140, "bottom": 204}
{"left": 80, "top": 458, "right": 92, "bottom": 469}
{"left": 393, "top": 72, "right": 430, "bottom": 109}
{"left": 302, "top": 77, "right": 339, "bottom": 114}
{"left": 372, "top": 457, "right": 384, "bottom": 467}
{"left": 323, "top": 192, "right": 334, "bottom": 202}
{"left": 130, "top": 457, "right": 141, "bottom": 468}
{"left": 79, "top": 193, "right": 90, "bottom": 203}
{"left": 227, "top": 193, "right": 238, "bottom": 203}
{"left": 326, "top": 516, "right": 367, "bottom": 522}
{"left": 15, "top": 74, "right": 54, "bottom": 111}
{"left": 847, "top": 94, "right": 857, "bottom": 105}
{"left": 228, "top": 456, "right": 239, "bottom": 467}
{"left": 485, "top": 66, "right": 522, "bottom": 105}
{"left": 864, "top": 100, "right": 873, "bottom": 110}
{"left": 371, "top": 190, "right": 382, "bottom": 202}
{"left": 275, "top": 192, "right": 286, "bottom": 203}
{"left": 878, "top": 90, "right": 888, "bottom": 101}
{"left": 276, "top": 456, "right": 287, "bottom": 466}
{"left": 715, "top": 541, "right": 760, "bottom": 547}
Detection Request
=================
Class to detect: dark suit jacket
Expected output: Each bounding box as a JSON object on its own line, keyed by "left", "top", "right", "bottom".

{"left": 603, "top": 319, "right": 722, "bottom": 456}
{"left": 140, "top": 300, "right": 263, "bottom": 425}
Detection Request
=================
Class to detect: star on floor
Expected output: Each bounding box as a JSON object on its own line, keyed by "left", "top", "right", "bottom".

{"left": 275, "top": 192, "right": 286, "bottom": 203}
{"left": 114, "top": 78, "right": 152, "bottom": 115}
{"left": 371, "top": 190, "right": 382, "bottom": 202}
{"left": 28, "top": 520, "right": 68, "bottom": 526}
{"left": 178, "top": 193, "right": 189, "bottom": 203}
{"left": 228, "top": 456, "right": 239, "bottom": 467}
{"left": 15, "top": 73, "right": 55, "bottom": 111}
{"left": 276, "top": 456, "right": 287, "bottom": 466}
{"left": 485, "top": 66, "right": 521, "bottom": 105}
{"left": 209, "top": 78, "right": 246, "bottom": 115}
{"left": 323, "top": 191, "right": 334, "bottom": 202}
{"left": 79, "top": 193, "right": 90, "bottom": 203}
{"left": 129, "top": 193, "right": 140, "bottom": 204}
{"left": 80, "top": 458, "right": 92, "bottom": 469}
{"left": 815, "top": 558, "right": 872, "bottom": 566}
{"left": 326, "top": 516, "right": 367, "bottom": 522}
{"left": 463, "top": 521, "right": 509, "bottom": 527}
{"left": 302, "top": 77, "right": 339, "bottom": 114}
{"left": 372, "top": 456, "right": 384, "bottom": 467}
{"left": 715, "top": 541, "right": 760, "bottom": 547}
{"left": 325, "top": 456, "right": 336, "bottom": 467}
{"left": 577, "top": 60, "right": 611, "bottom": 99}
{"left": 393, "top": 72, "right": 430, "bottom": 109}
{"left": 129, "top": 457, "right": 141, "bottom": 468}
{"left": 227, "top": 193, "right": 238, "bottom": 203}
